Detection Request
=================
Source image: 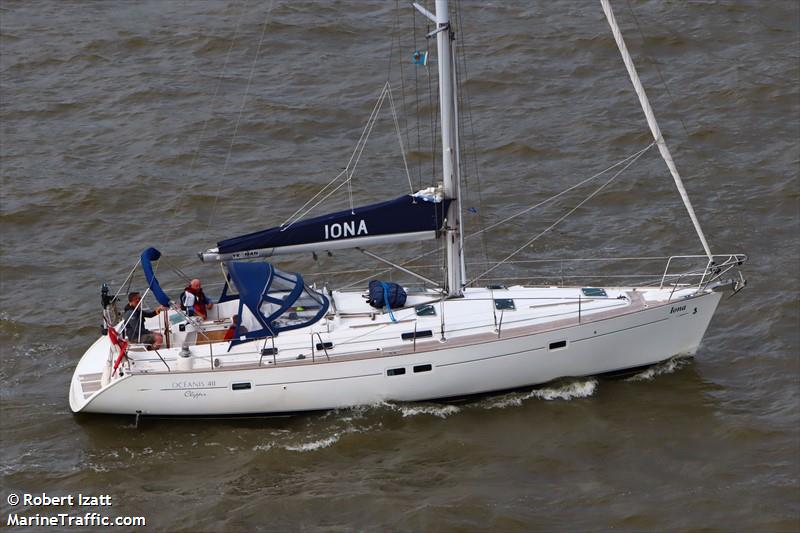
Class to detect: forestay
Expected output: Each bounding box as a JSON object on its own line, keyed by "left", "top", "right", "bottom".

{"left": 600, "top": 0, "right": 713, "bottom": 260}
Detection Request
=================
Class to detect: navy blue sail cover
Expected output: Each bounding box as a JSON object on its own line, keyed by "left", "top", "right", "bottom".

{"left": 225, "top": 261, "right": 329, "bottom": 347}
{"left": 216, "top": 195, "right": 451, "bottom": 255}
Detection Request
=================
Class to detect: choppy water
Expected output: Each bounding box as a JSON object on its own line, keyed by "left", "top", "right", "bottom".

{"left": 1, "top": 0, "right": 798, "bottom": 531}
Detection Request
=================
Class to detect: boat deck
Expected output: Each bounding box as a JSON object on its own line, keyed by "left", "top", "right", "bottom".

{"left": 98, "top": 285, "right": 677, "bottom": 378}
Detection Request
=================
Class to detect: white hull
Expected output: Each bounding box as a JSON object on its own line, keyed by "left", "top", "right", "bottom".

{"left": 70, "top": 288, "right": 723, "bottom": 416}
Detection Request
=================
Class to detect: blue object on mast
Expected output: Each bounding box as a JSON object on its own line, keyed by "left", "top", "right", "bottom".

{"left": 412, "top": 50, "right": 429, "bottom": 65}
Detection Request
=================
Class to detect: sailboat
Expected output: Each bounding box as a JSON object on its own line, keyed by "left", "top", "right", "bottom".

{"left": 70, "top": 0, "right": 746, "bottom": 417}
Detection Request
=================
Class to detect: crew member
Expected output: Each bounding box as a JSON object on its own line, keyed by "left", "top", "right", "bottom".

{"left": 181, "top": 278, "right": 214, "bottom": 319}
{"left": 123, "top": 292, "right": 166, "bottom": 349}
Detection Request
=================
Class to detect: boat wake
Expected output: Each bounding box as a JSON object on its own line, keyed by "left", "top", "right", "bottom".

{"left": 480, "top": 379, "right": 599, "bottom": 409}
{"left": 252, "top": 407, "right": 382, "bottom": 453}
{"left": 625, "top": 356, "right": 691, "bottom": 382}
{"left": 380, "top": 402, "right": 462, "bottom": 418}
{"left": 253, "top": 433, "right": 345, "bottom": 453}
{"left": 255, "top": 380, "right": 601, "bottom": 452}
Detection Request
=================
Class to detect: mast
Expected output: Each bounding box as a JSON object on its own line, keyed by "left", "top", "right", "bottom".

{"left": 414, "top": 0, "right": 464, "bottom": 297}
{"left": 437, "top": 0, "right": 464, "bottom": 298}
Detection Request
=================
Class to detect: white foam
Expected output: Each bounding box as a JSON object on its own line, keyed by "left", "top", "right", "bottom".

{"left": 626, "top": 357, "right": 689, "bottom": 382}
{"left": 378, "top": 401, "right": 461, "bottom": 418}
{"left": 329, "top": 404, "right": 370, "bottom": 421}
{"left": 484, "top": 379, "right": 598, "bottom": 409}
{"left": 253, "top": 413, "right": 379, "bottom": 454}
{"left": 534, "top": 379, "right": 597, "bottom": 400}
{"left": 283, "top": 433, "right": 340, "bottom": 452}
{"left": 400, "top": 404, "right": 461, "bottom": 418}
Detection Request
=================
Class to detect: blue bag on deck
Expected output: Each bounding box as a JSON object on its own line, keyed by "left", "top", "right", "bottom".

{"left": 367, "top": 280, "right": 407, "bottom": 310}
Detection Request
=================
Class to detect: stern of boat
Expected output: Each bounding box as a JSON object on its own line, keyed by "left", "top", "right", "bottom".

{"left": 69, "top": 334, "right": 116, "bottom": 413}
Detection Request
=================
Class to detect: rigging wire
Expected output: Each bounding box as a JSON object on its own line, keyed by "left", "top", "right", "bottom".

{"left": 279, "top": 169, "right": 348, "bottom": 228}
{"left": 624, "top": 0, "right": 693, "bottom": 142}
{"left": 412, "top": 6, "right": 423, "bottom": 188}
{"left": 389, "top": 0, "right": 412, "bottom": 173}
{"left": 396, "top": 0, "right": 412, "bottom": 189}
{"left": 426, "top": 14, "right": 438, "bottom": 185}
{"left": 162, "top": 257, "right": 192, "bottom": 284}
{"left": 342, "top": 143, "right": 656, "bottom": 290}
{"left": 379, "top": 14, "right": 416, "bottom": 197}
{"left": 280, "top": 82, "right": 413, "bottom": 229}
{"left": 622, "top": 0, "right": 715, "bottom": 231}
{"left": 472, "top": 141, "right": 656, "bottom": 239}
{"left": 204, "top": 0, "right": 277, "bottom": 241}
{"left": 280, "top": 86, "right": 390, "bottom": 227}
{"left": 387, "top": 87, "right": 415, "bottom": 194}
{"left": 469, "top": 142, "right": 656, "bottom": 285}
{"left": 453, "top": 0, "right": 490, "bottom": 269}
{"left": 167, "top": 0, "right": 251, "bottom": 241}
{"left": 343, "top": 84, "right": 391, "bottom": 213}
{"left": 283, "top": 8, "right": 418, "bottom": 230}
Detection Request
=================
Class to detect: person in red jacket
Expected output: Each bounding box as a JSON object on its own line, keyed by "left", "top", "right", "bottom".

{"left": 223, "top": 314, "right": 247, "bottom": 341}
{"left": 180, "top": 278, "right": 214, "bottom": 319}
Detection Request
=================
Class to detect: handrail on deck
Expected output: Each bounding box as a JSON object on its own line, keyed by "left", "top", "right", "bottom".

{"left": 312, "top": 332, "right": 331, "bottom": 362}
{"left": 309, "top": 254, "right": 747, "bottom": 291}
{"left": 659, "top": 253, "right": 747, "bottom": 290}
{"left": 259, "top": 336, "right": 277, "bottom": 367}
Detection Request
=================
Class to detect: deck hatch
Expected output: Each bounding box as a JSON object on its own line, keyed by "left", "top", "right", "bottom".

{"left": 582, "top": 287, "right": 607, "bottom": 297}
{"left": 413, "top": 364, "right": 432, "bottom": 373}
{"left": 401, "top": 330, "right": 433, "bottom": 341}
{"left": 415, "top": 304, "right": 436, "bottom": 316}
{"left": 494, "top": 299, "right": 515, "bottom": 311}
{"left": 315, "top": 341, "right": 333, "bottom": 351}
{"left": 261, "top": 347, "right": 278, "bottom": 356}
{"left": 387, "top": 367, "right": 406, "bottom": 376}
{"left": 232, "top": 382, "right": 252, "bottom": 391}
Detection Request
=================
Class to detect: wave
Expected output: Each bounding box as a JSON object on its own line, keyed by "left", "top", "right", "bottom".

{"left": 380, "top": 401, "right": 462, "bottom": 419}
{"left": 481, "top": 378, "right": 598, "bottom": 409}
{"left": 251, "top": 380, "right": 604, "bottom": 453}
{"left": 625, "top": 356, "right": 691, "bottom": 382}
{"left": 283, "top": 434, "right": 341, "bottom": 452}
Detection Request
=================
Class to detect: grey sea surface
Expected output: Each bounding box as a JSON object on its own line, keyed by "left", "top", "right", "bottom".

{"left": 1, "top": 0, "right": 798, "bottom": 531}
